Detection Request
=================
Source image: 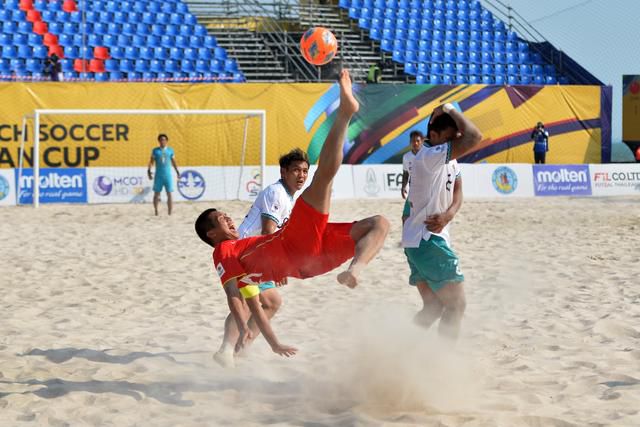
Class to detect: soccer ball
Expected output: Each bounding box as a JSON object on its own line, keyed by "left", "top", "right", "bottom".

{"left": 300, "top": 27, "right": 338, "bottom": 66}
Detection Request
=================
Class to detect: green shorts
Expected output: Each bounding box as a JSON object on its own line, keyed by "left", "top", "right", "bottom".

{"left": 402, "top": 199, "right": 410, "bottom": 218}
{"left": 404, "top": 235, "right": 464, "bottom": 291}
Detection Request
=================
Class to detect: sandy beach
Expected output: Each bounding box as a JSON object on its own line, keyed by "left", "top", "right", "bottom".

{"left": 1, "top": 197, "right": 639, "bottom": 426}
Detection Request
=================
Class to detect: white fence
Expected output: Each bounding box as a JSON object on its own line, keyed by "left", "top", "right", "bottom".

{"left": 1, "top": 163, "right": 639, "bottom": 206}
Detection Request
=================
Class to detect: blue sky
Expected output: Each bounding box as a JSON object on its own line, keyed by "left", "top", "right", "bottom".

{"left": 480, "top": 0, "right": 640, "bottom": 143}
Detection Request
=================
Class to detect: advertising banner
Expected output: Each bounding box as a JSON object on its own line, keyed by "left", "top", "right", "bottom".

{"left": 87, "top": 167, "right": 153, "bottom": 204}
{"left": 623, "top": 75, "right": 640, "bottom": 143}
{"left": 0, "top": 82, "right": 610, "bottom": 171}
{"left": 352, "top": 164, "right": 404, "bottom": 199}
{"left": 16, "top": 168, "right": 87, "bottom": 204}
{"left": 0, "top": 168, "right": 15, "bottom": 206}
{"left": 471, "top": 163, "right": 534, "bottom": 198}
{"left": 533, "top": 165, "right": 592, "bottom": 196}
{"left": 591, "top": 164, "right": 640, "bottom": 196}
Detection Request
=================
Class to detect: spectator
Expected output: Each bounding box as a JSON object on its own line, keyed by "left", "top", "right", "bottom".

{"left": 531, "top": 121, "right": 549, "bottom": 164}
{"left": 44, "top": 54, "right": 61, "bottom": 81}
{"left": 366, "top": 62, "right": 382, "bottom": 84}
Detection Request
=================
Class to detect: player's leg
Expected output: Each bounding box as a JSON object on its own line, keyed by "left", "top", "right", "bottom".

{"left": 300, "top": 69, "right": 359, "bottom": 214}
{"left": 165, "top": 174, "right": 174, "bottom": 215}
{"left": 152, "top": 192, "right": 160, "bottom": 215}
{"left": 415, "top": 282, "right": 444, "bottom": 329}
{"left": 214, "top": 303, "right": 250, "bottom": 368}
{"left": 337, "top": 215, "right": 389, "bottom": 288}
{"left": 152, "top": 175, "right": 163, "bottom": 215}
{"left": 167, "top": 191, "right": 173, "bottom": 215}
{"left": 434, "top": 282, "right": 466, "bottom": 341}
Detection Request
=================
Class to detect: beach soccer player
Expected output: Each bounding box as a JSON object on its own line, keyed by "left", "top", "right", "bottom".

{"left": 195, "top": 70, "right": 389, "bottom": 357}
{"left": 402, "top": 103, "right": 482, "bottom": 341}
{"left": 213, "top": 149, "right": 310, "bottom": 367}
{"left": 401, "top": 130, "right": 424, "bottom": 224}
{"left": 147, "top": 133, "right": 180, "bottom": 216}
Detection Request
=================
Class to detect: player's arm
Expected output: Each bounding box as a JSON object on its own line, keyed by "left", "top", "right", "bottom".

{"left": 401, "top": 170, "right": 409, "bottom": 199}
{"left": 244, "top": 295, "right": 297, "bottom": 357}
{"left": 171, "top": 156, "right": 180, "bottom": 177}
{"left": 438, "top": 105, "right": 483, "bottom": 160}
{"left": 223, "top": 278, "right": 251, "bottom": 339}
{"left": 425, "top": 175, "right": 463, "bottom": 233}
{"left": 260, "top": 216, "right": 278, "bottom": 235}
{"left": 147, "top": 155, "right": 154, "bottom": 179}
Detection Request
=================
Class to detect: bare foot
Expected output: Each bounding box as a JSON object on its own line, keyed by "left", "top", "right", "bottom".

{"left": 338, "top": 70, "right": 359, "bottom": 116}
{"left": 337, "top": 270, "right": 358, "bottom": 289}
{"left": 213, "top": 350, "right": 235, "bottom": 368}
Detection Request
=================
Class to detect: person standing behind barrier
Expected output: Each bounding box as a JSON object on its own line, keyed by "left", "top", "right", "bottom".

{"left": 531, "top": 122, "right": 549, "bottom": 164}
{"left": 147, "top": 134, "right": 180, "bottom": 216}
{"left": 401, "top": 130, "right": 424, "bottom": 224}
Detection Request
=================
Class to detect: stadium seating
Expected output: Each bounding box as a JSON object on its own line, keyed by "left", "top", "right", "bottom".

{"left": 0, "top": 0, "right": 244, "bottom": 82}
{"left": 339, "top": 0, "right": 562, "bottom": 85}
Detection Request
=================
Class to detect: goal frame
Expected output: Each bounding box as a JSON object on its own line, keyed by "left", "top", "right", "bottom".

{"left": 27, "top": 109, "right": 267, "bottom": 207}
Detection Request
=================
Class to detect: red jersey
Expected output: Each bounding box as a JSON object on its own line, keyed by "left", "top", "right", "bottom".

{"left": 212, "top": 198, "right": 355, "bottom": 297}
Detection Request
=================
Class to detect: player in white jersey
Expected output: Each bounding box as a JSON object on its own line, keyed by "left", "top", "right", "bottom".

{"left": 401, "top": 131, "right": 424, "bottom": 224}
{"left": 214, "top": 148, "right": 309, "bottom": 367}
{"left": 402, "top": 103, "right": 482, "bottom": 341}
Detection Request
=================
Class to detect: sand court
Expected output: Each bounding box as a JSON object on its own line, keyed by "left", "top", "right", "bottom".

{"left": 1, "top": 197, "right": 639, "bottom": 426}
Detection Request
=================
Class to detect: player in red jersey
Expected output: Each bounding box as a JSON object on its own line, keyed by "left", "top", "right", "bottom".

{"left": 195, "top": 70, "right": 389, "bottom": 357}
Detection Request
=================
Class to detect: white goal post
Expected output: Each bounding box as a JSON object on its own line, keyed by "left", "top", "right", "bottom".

{"left": 26, "top": 109, "right": 267, "bottom": 208}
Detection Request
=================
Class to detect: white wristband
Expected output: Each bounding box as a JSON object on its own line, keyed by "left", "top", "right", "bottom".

{"left": 443, "top": 103, "right": 455, "bottom": 114}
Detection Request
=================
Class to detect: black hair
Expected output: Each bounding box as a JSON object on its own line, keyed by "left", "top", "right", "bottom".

{"left": 409, "top": 130, "right": 423, "bottom": 140}
{"left": 195, "top": 208, "right": 217, "bottom": 247}
{"left": 279, "top": 148, "right": 309, "bottom": 169}
{"left": 158, "top": 133, "right": 169, "bottom": 141}
{"left": 428, "top": 113, "right": 458, "bottom": 135}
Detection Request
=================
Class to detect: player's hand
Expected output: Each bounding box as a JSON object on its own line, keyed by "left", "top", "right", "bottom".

{"left": 429, "top": 105, "right": 445, "bottom": 125}
{"left": 401, "top": 187, "right": 408, "bottom": 199}
{"left": 147, "top": 170, "right": 153, "bottom": 180}
{"left": 425, "top": 213, "right": 452, "bottom": 234}
{"left": 276, "top": 277, "right": 288, "bottom": 287}
{"left": 271, "top": 343, "right": 298, "bottom": 357}
{"left": 235, "top": 327, "right": 253, "bottom": 353}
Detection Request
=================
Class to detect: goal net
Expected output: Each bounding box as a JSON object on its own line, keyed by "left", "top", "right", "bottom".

{"left": 17, "top": 109, "right": 266, "bottom": 207}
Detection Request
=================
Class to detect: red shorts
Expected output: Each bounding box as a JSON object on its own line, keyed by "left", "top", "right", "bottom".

{"left": 239, "top": 197, "right": 355, "bottom": 281}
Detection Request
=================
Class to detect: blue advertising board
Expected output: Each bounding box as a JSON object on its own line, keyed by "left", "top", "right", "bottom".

{"left": 16, "top": 168, "right": 87, "bottom": 204}
{"left": 533, "top": 165, "right": 592, "bottom": 196}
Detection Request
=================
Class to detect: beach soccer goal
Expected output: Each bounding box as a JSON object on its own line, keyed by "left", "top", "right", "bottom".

{"left": 17, "top": 109, "right": 267, "bottom": 207}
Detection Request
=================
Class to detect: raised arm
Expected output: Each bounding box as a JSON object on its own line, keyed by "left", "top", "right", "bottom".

{"left": 435, "top": 104, "right": 482, "bottom": 160}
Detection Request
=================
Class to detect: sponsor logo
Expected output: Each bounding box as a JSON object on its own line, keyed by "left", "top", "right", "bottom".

{"left": 93, "top": 176, "right": 113, "bottom": 196}
{"left": 492, "top": 166, "right": 518, "bottom": 194}
{"left": 533, "top": 165, "right": 591, "bottom": 196}
{"left": 245, "top": 169, "right": 261, "bottom": 198}
{"left": 16, "top": 168, "right": 87, "bottom": 204}
{"left": 92, "top": 175, "right": 148, "bottom": 201}
{"left": 0, "top": 174, "right": 9, "bottom": 201}
{"left": 178, "top": 169, "right": 205, "bottom": 200}
{"left": 363, "top": 168, "right": 381, "bottom": 196}
{"left": 593, "top": 171, "right": 640, "bottom": 189}
{"left": 215, "top": 262, "right": 225, "bottom": 278}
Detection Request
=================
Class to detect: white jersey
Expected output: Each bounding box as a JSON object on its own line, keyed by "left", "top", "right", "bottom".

{"left": 402, "top": 150, "right": 417, "bottom": 178}
{"left": 237, "top": 180, "right": 294, "bottom": 238}
{"left": 402, "top": 142, "right": 460, "bottom": 248}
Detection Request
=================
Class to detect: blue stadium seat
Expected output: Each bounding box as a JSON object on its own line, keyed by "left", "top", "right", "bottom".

{"left": 392, "top": 49, "right": 405, "bottom": 62}
{"left": 139, "top": 47, "right": 154, "bottom": 60}
{"left": 469, "top": 74, "right": 480, "bottom": 84}
{"left": 109, "top": 71, "right": 123, "bottom": 81}
{"left": 418, "top": 63, "right": 430, "bottom": 74}
{"left": 105, "top": 59, "right": 120, "bottom": 72}
{"left": 482, "top": 63, "right": 493, "bottom": 75}
{"left": 150, "top": 59, "right": 163, "bottom": 72}
{"left": 183, "top": 60, "right": 195, "bottom": 72}
{"left": 494, "top": 52, "right": 505, "bottom": 63}
{"left": 175, "top": 35, "right": 189, "bottom": 48}
{"left": 95, "top": 72, "right": 109, "bottom": 82}
{"left": 495, "top": 75, "right": 505, "bottom": 85}
{"left": 119, "top": 59, "right": 134, "bottom": 72}
{"left": 126, "top": 71, "right": 142, "bottom": 80}
{"left": 125, "top": 47, "right": 140, "bottom": 59}
{"left": 183, "top": 48, "right": 198, "bottom": 61}
{"left": 13, "top": 33, "right": 28, "bottom": 46}
{"left": 185, "top": 14, "right": 198, "bottom": 26}
{"left": 196, "top": 59, "right": 210, "bottom": 73}
{"left": 546, "top": 75, "right": 558, "bottom": 84}
{"left": 134, "top": 60, "right": 149, "bottom": 72}
{"left": 142, "top": 12, "right": 155, "bottom": 24}
{"left": 169, "top": 47, "right": 184, "bottom": 60}
{"left": 507, "top": 75, "right": 517, "bottom": 85}
{"left": 132, "top": 35, "right": 146, "bottom": 46}
{"left": 165, "top": 59, "right": 178, "bottom": 73}
{"left": 482, "top": 75, "right": 494, "bottom": 84}
{"left": 495, "top": 63, "right": 505, "bottom": 74}
{"left": 197, "top": 48, "right": 212, "bottom": 60}
{"left": 33, "top": 45, "right": 48, "bottom": 59}
{"left": 160, "top": 35, "right": 175, "bottom": 47}
{"left": 26, "top": 58, "right": 41, "bottom": 73}
{"left": 519, "top": 64, "right": 531, "bottom": 75}
{"left": 520, "top": 75, "right": 531, "bottom": 84}
{"left": 533, "top": 75, "right": 544, "bottom": 85}
{"left": 110, "top": 46, "right": 125, "bottom": 59}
